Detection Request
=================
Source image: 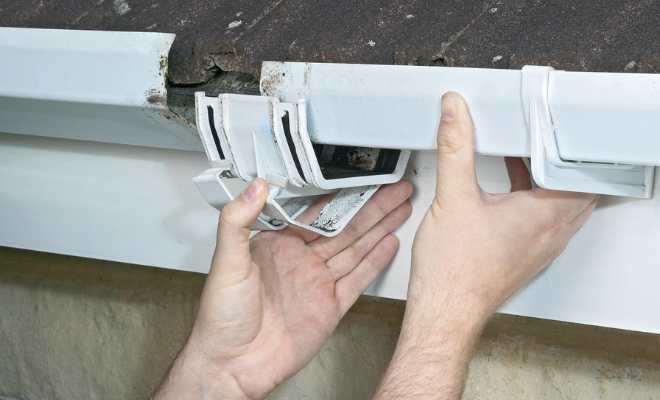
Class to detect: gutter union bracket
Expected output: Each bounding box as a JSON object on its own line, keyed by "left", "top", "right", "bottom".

{"left": 522, "top": 66, "right": 653, "bottom": 198}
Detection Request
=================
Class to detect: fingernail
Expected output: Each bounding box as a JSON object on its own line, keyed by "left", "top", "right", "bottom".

{"left": 441, "top": 94, "right": 457, "bottom": 121}
{"left": 242, "top": 180, "right": 261, "bottom": 204}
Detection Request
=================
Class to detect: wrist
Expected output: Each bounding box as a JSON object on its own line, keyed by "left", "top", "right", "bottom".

{"left": 399, "top": 288, "right": 489, "bottom": 355}
{"left": 373, "top": 299, "right": 485, "bottom": 399}
{"left": 153, "top": 342, "right": 254, "bottom": 400}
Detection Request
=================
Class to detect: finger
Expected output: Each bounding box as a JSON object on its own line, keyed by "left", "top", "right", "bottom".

{"left": 308, "top": 180, "right": 412, "bottom": 260}
{"left": 327, "top": 201, "right": 411, "bottom": 280}
{"left": 335, "top": 235, "right": 399, "bottom": 316}
{"left": 212, "top": 178, "right": 268, "bottom": 282}
{"left": 504, "top": 157, "right": 532, "bottom": 192}
{"left": 436, "top": 92, "right": 481, "bottom": 202}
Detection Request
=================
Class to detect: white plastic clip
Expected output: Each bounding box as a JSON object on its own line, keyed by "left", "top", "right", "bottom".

{"left": 193, "top": 92, "right": 387, "bottom": 236}
{"left": 521, "top": 66, "right": 653, "bottom": 198}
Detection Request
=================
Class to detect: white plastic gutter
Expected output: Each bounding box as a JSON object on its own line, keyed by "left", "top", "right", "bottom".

{"left": 262, "top": 62, "right": 660, "bottom": 165}
{"left": 0, "top": 28, "right": 201, "bottom": 151}
{"left": 193, "top": 62, "right": 658, "bottom": 238}
{"left": 2, "top": 28, "right": 660, "bottom": 334}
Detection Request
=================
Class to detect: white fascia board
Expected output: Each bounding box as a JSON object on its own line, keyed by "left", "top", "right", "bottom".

{"left": 4, "top": 133, "right": 660, "bottom": 333}
{"left": 3, "top": 30, "right": 660, "bottom": 334}
{"left": 0, "top": 133, "right": 216, "bottom": 272}
{"left": 0, "top": 28, "right": 202, "bottom": 151}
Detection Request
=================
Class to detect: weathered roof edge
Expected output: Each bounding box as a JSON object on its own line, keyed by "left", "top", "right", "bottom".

{"left": 2, "top": 0, "right": 659, "bottom": 86}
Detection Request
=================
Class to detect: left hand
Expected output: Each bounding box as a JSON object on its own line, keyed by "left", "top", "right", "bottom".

{"left": 154, "top": 179, "right": 412, "bottom": 399}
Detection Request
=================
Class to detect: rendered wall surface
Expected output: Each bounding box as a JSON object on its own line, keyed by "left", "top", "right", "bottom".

{"left": 1, "top": 247, "right": 659, "bottom": 400}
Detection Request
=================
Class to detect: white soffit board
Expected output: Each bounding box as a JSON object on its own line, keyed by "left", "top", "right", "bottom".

{"left": 2, "top": 133, "right": 660, "bottom": 334}
{"left": 0, "top": 28, "right": 202, "bottom": 151}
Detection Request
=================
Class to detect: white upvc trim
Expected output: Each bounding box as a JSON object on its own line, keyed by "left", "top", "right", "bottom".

{"left": 4, "top": 133, "right": 660, "bottom": 334}
{"left": 261, "top": 62, "right": 660, "bottom": 165}
{"left": 0, "top": 28, "right": 201, "bottom": 151}
{"left": 2, "top": 29, "right": 660, "bottom": 334}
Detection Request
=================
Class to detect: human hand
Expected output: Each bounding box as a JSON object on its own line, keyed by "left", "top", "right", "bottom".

{"left": 408, "top": 92, "right": 597, "bottom": 329}
{"left": 373, "top": 92, "right": 597, "bottom": 399}
{"left": 154, "top": 179, "right": 412, "bottom": 400}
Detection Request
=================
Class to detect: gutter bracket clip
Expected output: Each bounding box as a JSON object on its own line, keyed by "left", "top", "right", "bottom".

{"left": 192, "top": 93, "right": 386, "bottom": 237}
{"left": 521, "top": 65, "right": 653, "bottom": 198}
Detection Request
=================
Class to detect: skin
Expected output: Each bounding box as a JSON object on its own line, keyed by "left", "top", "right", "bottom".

{"left": 371, "top": 92, "right": 597, "bottom": 399}
{"left": 153, "top": 92, "right": 597, "bottom": 400}
{"left": 154, "top": 177, "right": 413, "bottom": 399}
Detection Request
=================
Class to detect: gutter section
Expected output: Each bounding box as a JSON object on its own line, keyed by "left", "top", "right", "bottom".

{"left": 0, "top": 28, "right": 202, "bottom": 151}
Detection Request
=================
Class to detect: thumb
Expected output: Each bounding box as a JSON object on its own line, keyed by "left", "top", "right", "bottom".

{"left": 435, "top": 92, "right": 480, "bottom": 202}
{"left": 211, "top": 178, "right": 269, "bottom": 279}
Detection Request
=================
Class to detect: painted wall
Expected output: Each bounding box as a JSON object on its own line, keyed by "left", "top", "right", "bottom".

{"left": 1, "top": 247, "right": 659, "bottom": 400}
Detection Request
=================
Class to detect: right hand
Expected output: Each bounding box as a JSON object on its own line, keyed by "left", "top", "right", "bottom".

{"left": 408, "top": 91, "right": 598, "bottom": 333}
{"left": 372, "top": 91, "right": 598, "bottom": 400}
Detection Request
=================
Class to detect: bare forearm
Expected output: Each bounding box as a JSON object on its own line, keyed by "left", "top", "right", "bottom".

{"left": 372, "top": 296, "right": 486, "bottom": 400}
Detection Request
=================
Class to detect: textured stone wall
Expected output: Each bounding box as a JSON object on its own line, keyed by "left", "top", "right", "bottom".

{"left": 1, "top": 246, "right": 659, "bottom": 400}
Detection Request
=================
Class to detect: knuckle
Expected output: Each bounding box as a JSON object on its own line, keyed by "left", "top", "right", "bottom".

{"left": 539, "top": 236, "right": 569, "bottom": 263}
{"left": 349, "top": 242, "right": 366, "bottom": 260}
{"left": 309, "top": 242, "right": 332, "bottom": 260}
{"left": 218, "top": 206, "right": 238, "bottom": 230}
{"left": 370, "top": 196, "right": 389, "bottom": 218}
{"left": 342, "top": 220, "right": 362, "bottom": 241}
{"left": 534, "top": 204, "right": 570, "bottom": 238}
{"left": 552, "top": 241, "right": 569, "bottom": 260}
{"left": 363, "top": 256, "right": 382, "bottom": 275}
{"left": 437, "top": 128, "right": 469, "bottom": 156}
